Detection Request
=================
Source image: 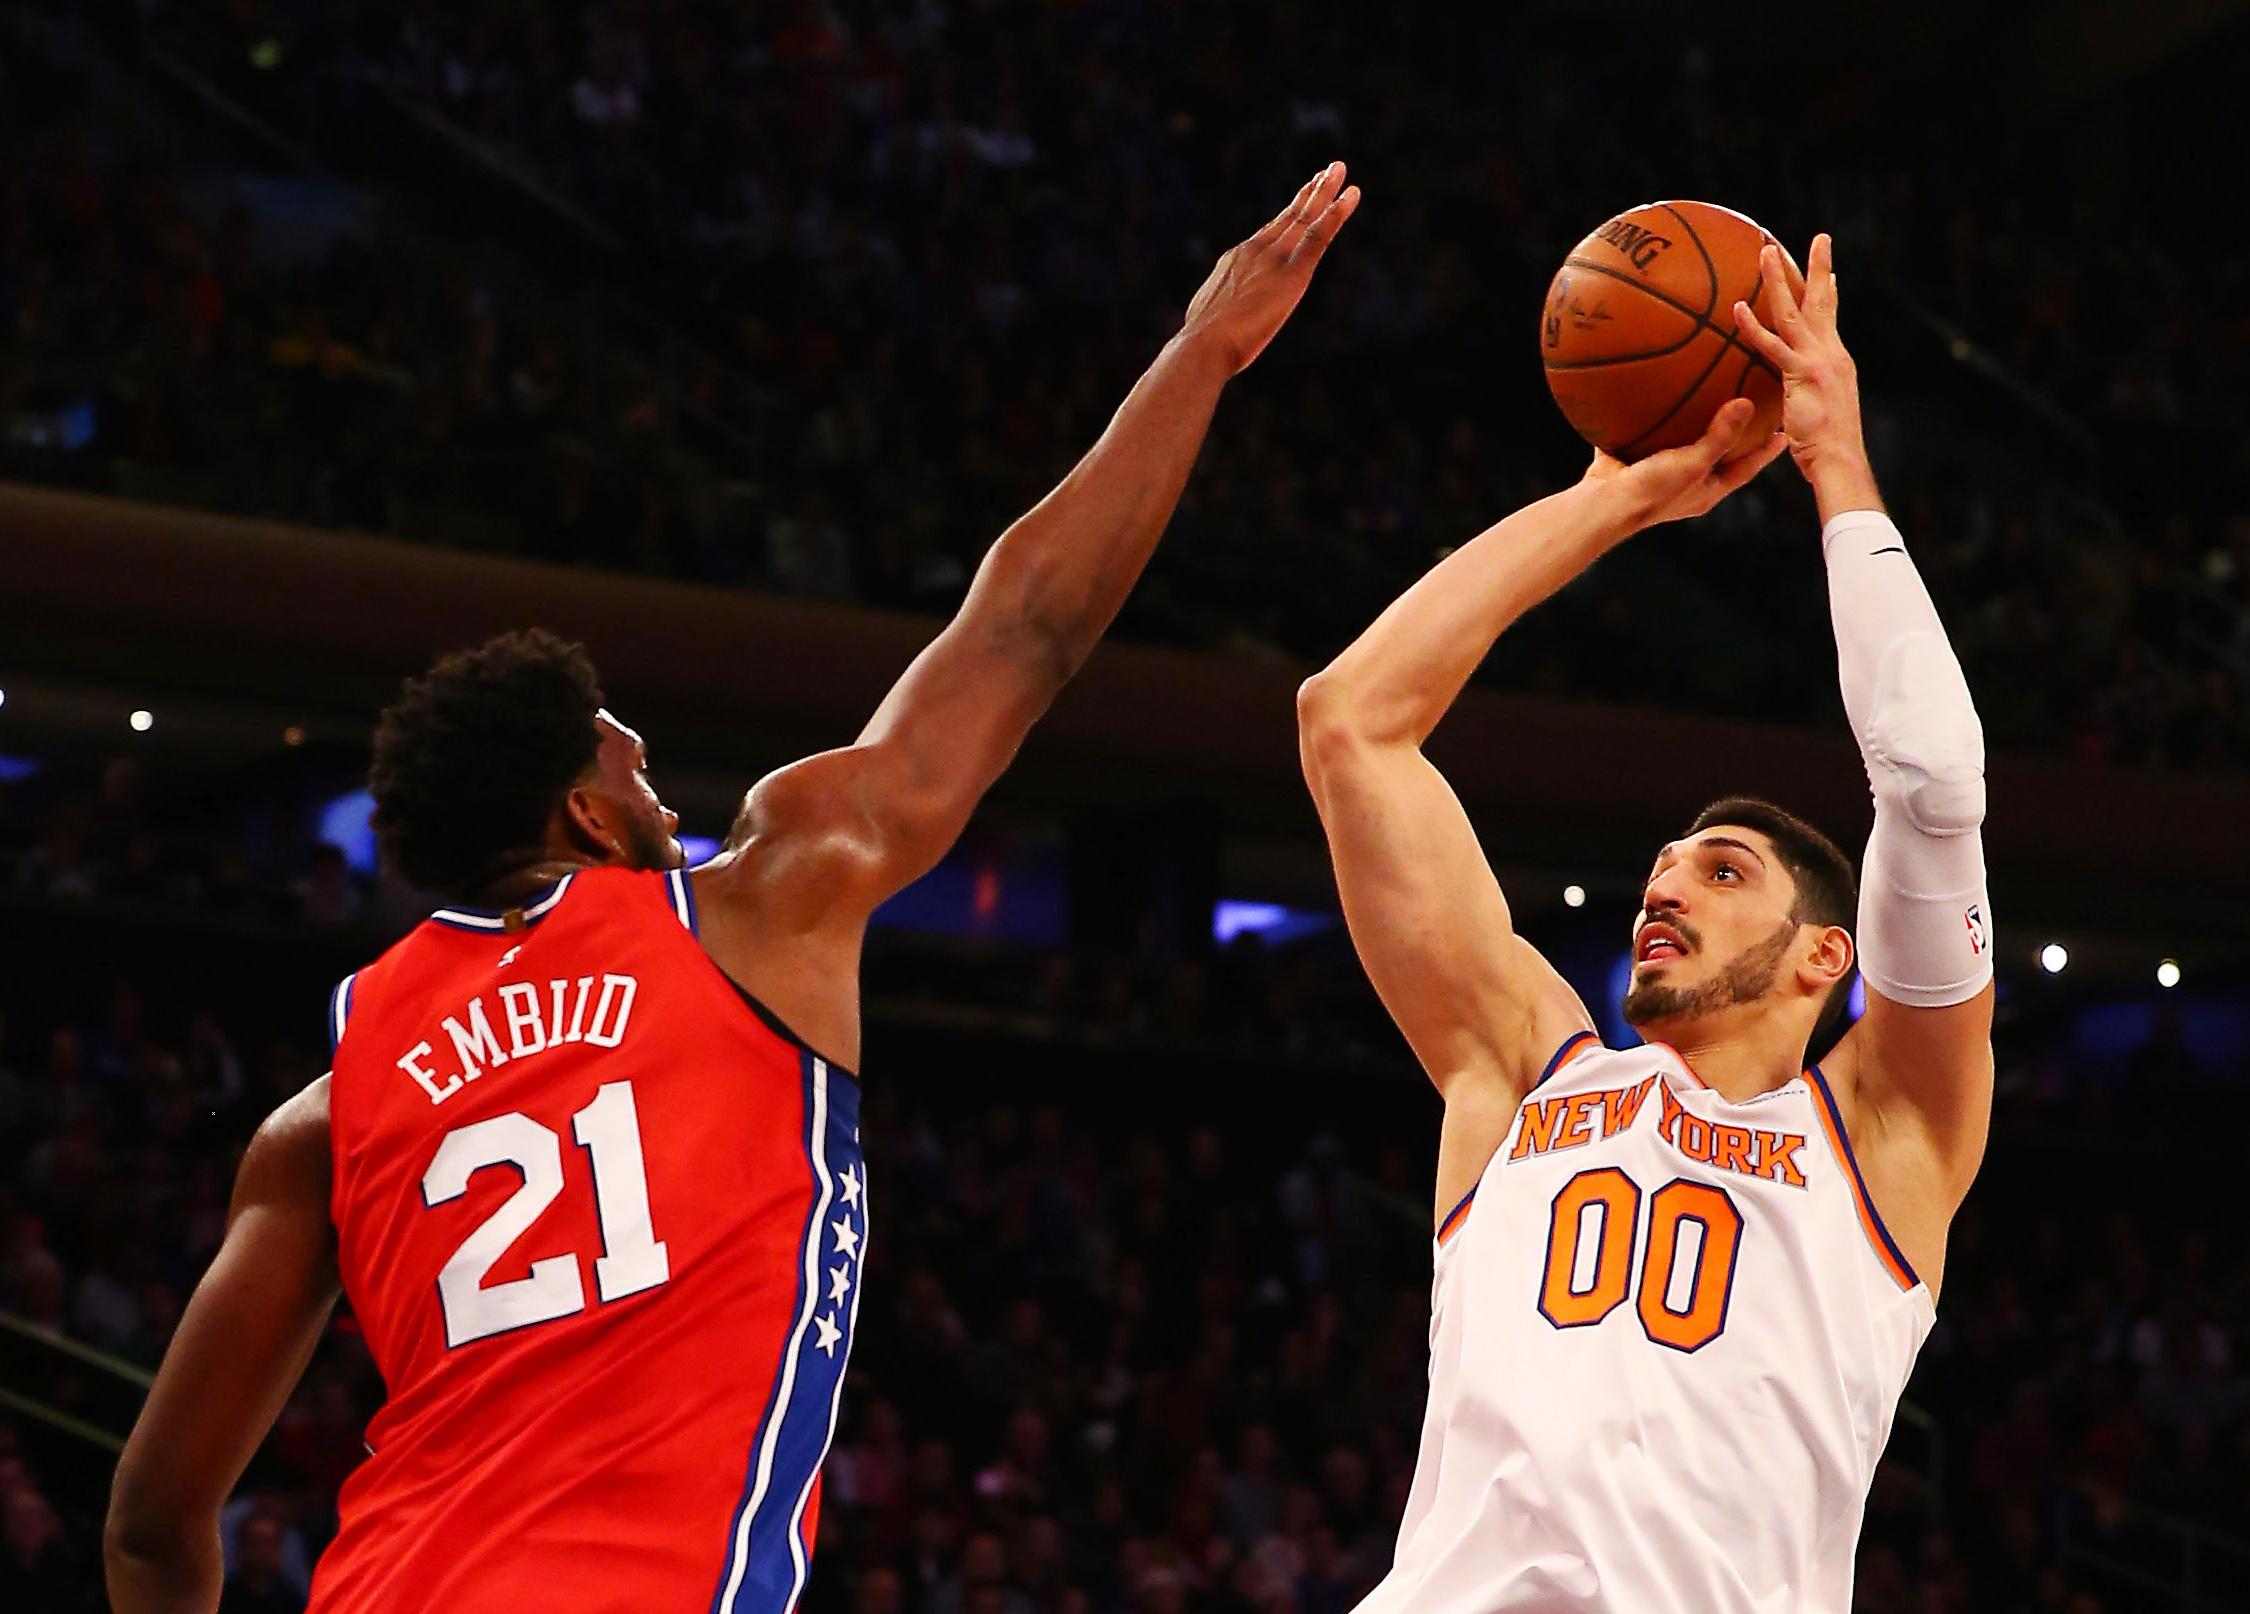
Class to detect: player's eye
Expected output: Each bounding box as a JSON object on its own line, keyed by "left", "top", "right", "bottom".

{"left": 1712, "top": 862, "right": 1739, "bottom": 881}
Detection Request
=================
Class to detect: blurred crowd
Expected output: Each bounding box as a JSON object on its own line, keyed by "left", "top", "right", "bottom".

{"left": 3, "top": 2, "right": 2248, "bottom": 769}
{"left": 4, "top": 965, "right": 2249, "bottom": 1614}
{"left": 0, "top": 758, "right": 386, "bottom": 933}
{"left": 4, "top": 765, "right": 2250, "bottom": 1613}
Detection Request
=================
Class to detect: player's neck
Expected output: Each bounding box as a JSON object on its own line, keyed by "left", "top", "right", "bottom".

{"left": 459, "top": 855, "right": 595, "bottom": 911}
{"left": 1645, "top": 1014, "right": 1808, "bottom": 1103}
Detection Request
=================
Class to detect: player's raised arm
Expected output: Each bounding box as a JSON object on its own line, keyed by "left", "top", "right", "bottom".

{"left": 720, "top": 166, "right": 1361, "bottom": 910}
{"left": 1299, "top": 409, "right": 1785, "bottom": 1125}
{"left": 1734, "top": 235, "right": 1997, "bottom": 1208}
{"left": 107, "top": 1080, "right": 339, "bottom": 1614}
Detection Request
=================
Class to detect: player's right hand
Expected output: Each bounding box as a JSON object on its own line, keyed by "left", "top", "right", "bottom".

{"left": 1178, "top": 163, "right": 1361, "bottom": 375}
{"left": 1583, "top": 398, "right": 1787, "bottom": 531}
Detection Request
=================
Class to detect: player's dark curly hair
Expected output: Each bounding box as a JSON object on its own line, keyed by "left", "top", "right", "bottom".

{"left": 368, "top": 630, "right": 605, "bottom": 895}
{"left": 1688, "top": 796, "right": 1860, "bottom": 1053}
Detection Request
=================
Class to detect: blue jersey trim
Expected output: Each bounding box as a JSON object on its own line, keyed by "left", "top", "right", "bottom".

{"left": 1436, "top": 1187, "right": 1476, "bottom": 1244}
{"left": 707, "top": 1050, "right": 823, "bottom": 1614}
{"left": 1532, "top": 1030, "right": 1599, "bottom": 1091}
{"left": 428, "top": 874, "right": 575, "bottom": 932}
{"left": 708, "top": 1055, "right": 864, "bottom": 1613}
{"left": 328, "top": 973, "right": 357, "bottom": 1058}
{"left": 1805, "top": 1065, "right": 1922, "bottom": 1290}
{"left": 667, "top": 866, "right": 700, "bottom": 934}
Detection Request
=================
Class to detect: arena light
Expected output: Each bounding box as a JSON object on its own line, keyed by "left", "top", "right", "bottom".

{"left": 129, "top": 709, "right": 154, "bottom": 733}
{"left": 1212, "top": 900, "right": 1338, "bottom": 947}
{"left": 2038, "top": 942, "right": 2068, "bottom": 975}
{"left": 2157, "top": 959, "right": 2182, "bottom": 990}
{"left": 1563, "top": 884, "right": 1587, "bottom": 908}
{"left": 0, "top": 687, "right": 7, "bottom": 710}
{"left": 283, "top": 725, "right": 306, "bottom": 747}
{"left": 319, "top": 788, "right": 380, "bottom": 874}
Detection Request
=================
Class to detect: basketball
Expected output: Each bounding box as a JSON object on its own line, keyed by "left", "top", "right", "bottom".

{"left": 1541, "top": 200, "right": 1803, "bottom": 462}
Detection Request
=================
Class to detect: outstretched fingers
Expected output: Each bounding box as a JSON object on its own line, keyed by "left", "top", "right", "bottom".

{"left": 1256, "top": 166, "right": 1330, "bottom": 243}
{"left": 1805, "top": 232, "right": 1838, "bottom": 323}
{"left": 1278, "top": 162, "right": 1349, "bottom": 255}
{"left": 1732, "top": 295, "right": 1793, "bottom": 369}
{"left": 1289, "top": 182, "right": 1362, "bottom": 265}
{"left": 1757, "top": 244, "right": 1805, "bottom": 336}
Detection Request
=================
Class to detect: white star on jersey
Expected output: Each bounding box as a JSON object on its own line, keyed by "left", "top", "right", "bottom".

{"left": 830, "top": 1215, "right": 860, "bottom": 1261}
{"left": 812, "top": 1312, "right": 842, "bottom": 1357}
{"left": 828, "top": 1263, "right": 852, "bottom": 1305}
{"left": 838, "top": 1164, "right": 863, "bottom": 1209}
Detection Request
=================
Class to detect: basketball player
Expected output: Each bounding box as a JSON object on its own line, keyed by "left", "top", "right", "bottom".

{"left": 1298, "top": 235, "right": 1992, "bottom": 1612}
{"left": 104, "top": 164, "right": 1361, "bottom": 1614}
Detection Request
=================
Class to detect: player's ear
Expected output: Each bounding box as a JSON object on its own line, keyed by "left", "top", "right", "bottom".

{"left": 561, "top": 783, "right": 626, "bottom": 863}
{"left": 1804, "top": 924, "right": 1855, "bottom": 993}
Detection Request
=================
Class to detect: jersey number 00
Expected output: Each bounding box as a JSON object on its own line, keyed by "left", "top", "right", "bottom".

{"left": 1538, "top": 1167, "right": 1742, "bottom": 1352}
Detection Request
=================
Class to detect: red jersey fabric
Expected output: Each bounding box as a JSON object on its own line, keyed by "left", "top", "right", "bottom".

{"left": 311, "top": 866, "right": 865, "bottom": 1614}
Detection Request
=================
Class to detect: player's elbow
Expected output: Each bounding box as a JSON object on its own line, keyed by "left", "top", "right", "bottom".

{"left": 1296, "top": 671, "right": 1346, "bottom": 736}
{"left": 104, "top": 1482, "right": 202, "bottom": 1598}
{"left": 1297, "top": 670, "right": 1400, "bottom": 756}
{"left": 1862, "top": 633, "right": 1986, "bottom": 835}
{"left": 1296, "top": 673, "right": 1368, "bottom": 783}
{"left": 1867, "top": 736, "right": 1986, "bottom": 837}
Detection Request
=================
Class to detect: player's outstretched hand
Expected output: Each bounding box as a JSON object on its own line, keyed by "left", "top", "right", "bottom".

{"left": 1180, "top": 162, "right": 1362, "bottom": 375}
{"left": 1584, "top": 398, "right": 1787, "bottom": 531}
{"left": 1731, "top": 234, "right": 1866, "bottom": 486}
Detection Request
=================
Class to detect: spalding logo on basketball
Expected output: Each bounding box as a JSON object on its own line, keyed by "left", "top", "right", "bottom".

{"left": 1541, "top": 200, "right": 1803, "bottom": 464}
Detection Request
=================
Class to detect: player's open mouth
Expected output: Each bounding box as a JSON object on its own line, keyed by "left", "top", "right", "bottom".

{"left": 1635, "top": 926, "right": 1688, "bottom": 964}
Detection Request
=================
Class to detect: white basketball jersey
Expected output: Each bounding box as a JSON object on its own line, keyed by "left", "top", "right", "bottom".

{"left": 1358, "top": 1033, "right": 1934, "bottom": 1614}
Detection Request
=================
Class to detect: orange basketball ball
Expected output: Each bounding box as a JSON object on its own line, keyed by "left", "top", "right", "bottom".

{"left": 1540, "top": 200, "right": 1802, "bottom": 462}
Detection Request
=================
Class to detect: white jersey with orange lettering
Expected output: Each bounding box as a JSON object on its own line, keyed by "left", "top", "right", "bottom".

{"left": 1357, "top": 1032, "right": 1934, "bottom": 1614}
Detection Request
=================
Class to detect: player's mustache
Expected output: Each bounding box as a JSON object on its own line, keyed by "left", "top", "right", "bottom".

{"left": 1637, "top": 915, "right": 1703, "bottom": 953}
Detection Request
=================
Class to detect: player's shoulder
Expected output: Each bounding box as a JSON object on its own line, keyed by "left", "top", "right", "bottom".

{"left": 239, "top": 1072, "right": 334, "bottom": 1210}
{"left": 1484, "top": 933, "right": 1602, "bottom": 1094}
{"left": 1519, "top": 1031, "right": 1700, "bottom": 1102}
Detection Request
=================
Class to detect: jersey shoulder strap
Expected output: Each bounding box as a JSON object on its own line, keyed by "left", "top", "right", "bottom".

{"left": 328, "top": 970, "right": 359, "bottom": 1059}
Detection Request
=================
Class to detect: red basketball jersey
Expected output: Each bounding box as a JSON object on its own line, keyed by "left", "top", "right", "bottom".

{"left": 312, "top": 866, "right": 865, "bottom": 1614}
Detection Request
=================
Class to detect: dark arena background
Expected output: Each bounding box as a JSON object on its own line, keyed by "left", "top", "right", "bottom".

{"left": 4, "top": 1, "right": 2250, "bottom": 1610}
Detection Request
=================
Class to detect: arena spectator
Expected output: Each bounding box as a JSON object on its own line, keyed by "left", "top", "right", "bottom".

{"left": 3, "top": 3, "right": 2245, "bottom": 770}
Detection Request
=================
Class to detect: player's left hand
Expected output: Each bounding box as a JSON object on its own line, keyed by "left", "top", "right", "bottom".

{"left": 1731, "top": 233, "right": 1866, "bottom": 484}
{"left": 1583, "top": 398, "right": 1788, "bottom": 530}
{"left": 1178, "top": 162, "right": 1362, "bottom": 374}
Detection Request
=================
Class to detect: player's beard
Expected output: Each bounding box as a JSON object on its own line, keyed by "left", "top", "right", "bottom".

{"left": 1622, "top": 918, "right": 1798, "bottom": 1028}
{"left": 622, "top": 814, "right": 684, "bottom": 872}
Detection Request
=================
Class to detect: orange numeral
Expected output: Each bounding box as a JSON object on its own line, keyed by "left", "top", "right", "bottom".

{"left": 1539, "top": 1169, "right": 1742, "bottom": 1353}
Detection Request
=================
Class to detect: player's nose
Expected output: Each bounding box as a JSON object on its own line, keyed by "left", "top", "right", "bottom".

{"left": 1641, "top": 869, "right": 1691, "bottom": 913}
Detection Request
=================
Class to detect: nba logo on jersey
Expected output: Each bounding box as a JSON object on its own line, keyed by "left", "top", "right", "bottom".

{"left": 1963, "top": 903, "right": 1986, "bottom": 956}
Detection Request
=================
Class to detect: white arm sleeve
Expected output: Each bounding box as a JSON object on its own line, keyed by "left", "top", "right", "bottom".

{"left": 1825, "top": 509, "right": 1994, "bottom": 1008}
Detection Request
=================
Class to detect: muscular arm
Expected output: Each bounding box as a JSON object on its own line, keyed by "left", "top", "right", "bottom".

{"left": 714, "top": 169, "right": 1357, "bottom": 907}
{"left": 1300, "top": 408, "right": 1781, "bottom": 1219}
{"left": 1297, "top": 479, "right": 1634, "bottom": 1100}
{"left": 1818, "top": 492, "right": 1995, "bottom": 1204}
{"left": 1736, "top": 238, "right": 1995, "bottom": 1275}
{"left": 107, "top": 1079, "right": 339, "bottom": 1614}
{"left": 731, "top": 322, "right": 1241, "bottom": 904}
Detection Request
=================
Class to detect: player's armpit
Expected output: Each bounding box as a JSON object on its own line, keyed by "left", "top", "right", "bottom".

{"left": 1298, "top": 692, "right": 1594, "bottom": 1107}
{"left": 108, "top": 1079, "right": 339, "bottom": 1614}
